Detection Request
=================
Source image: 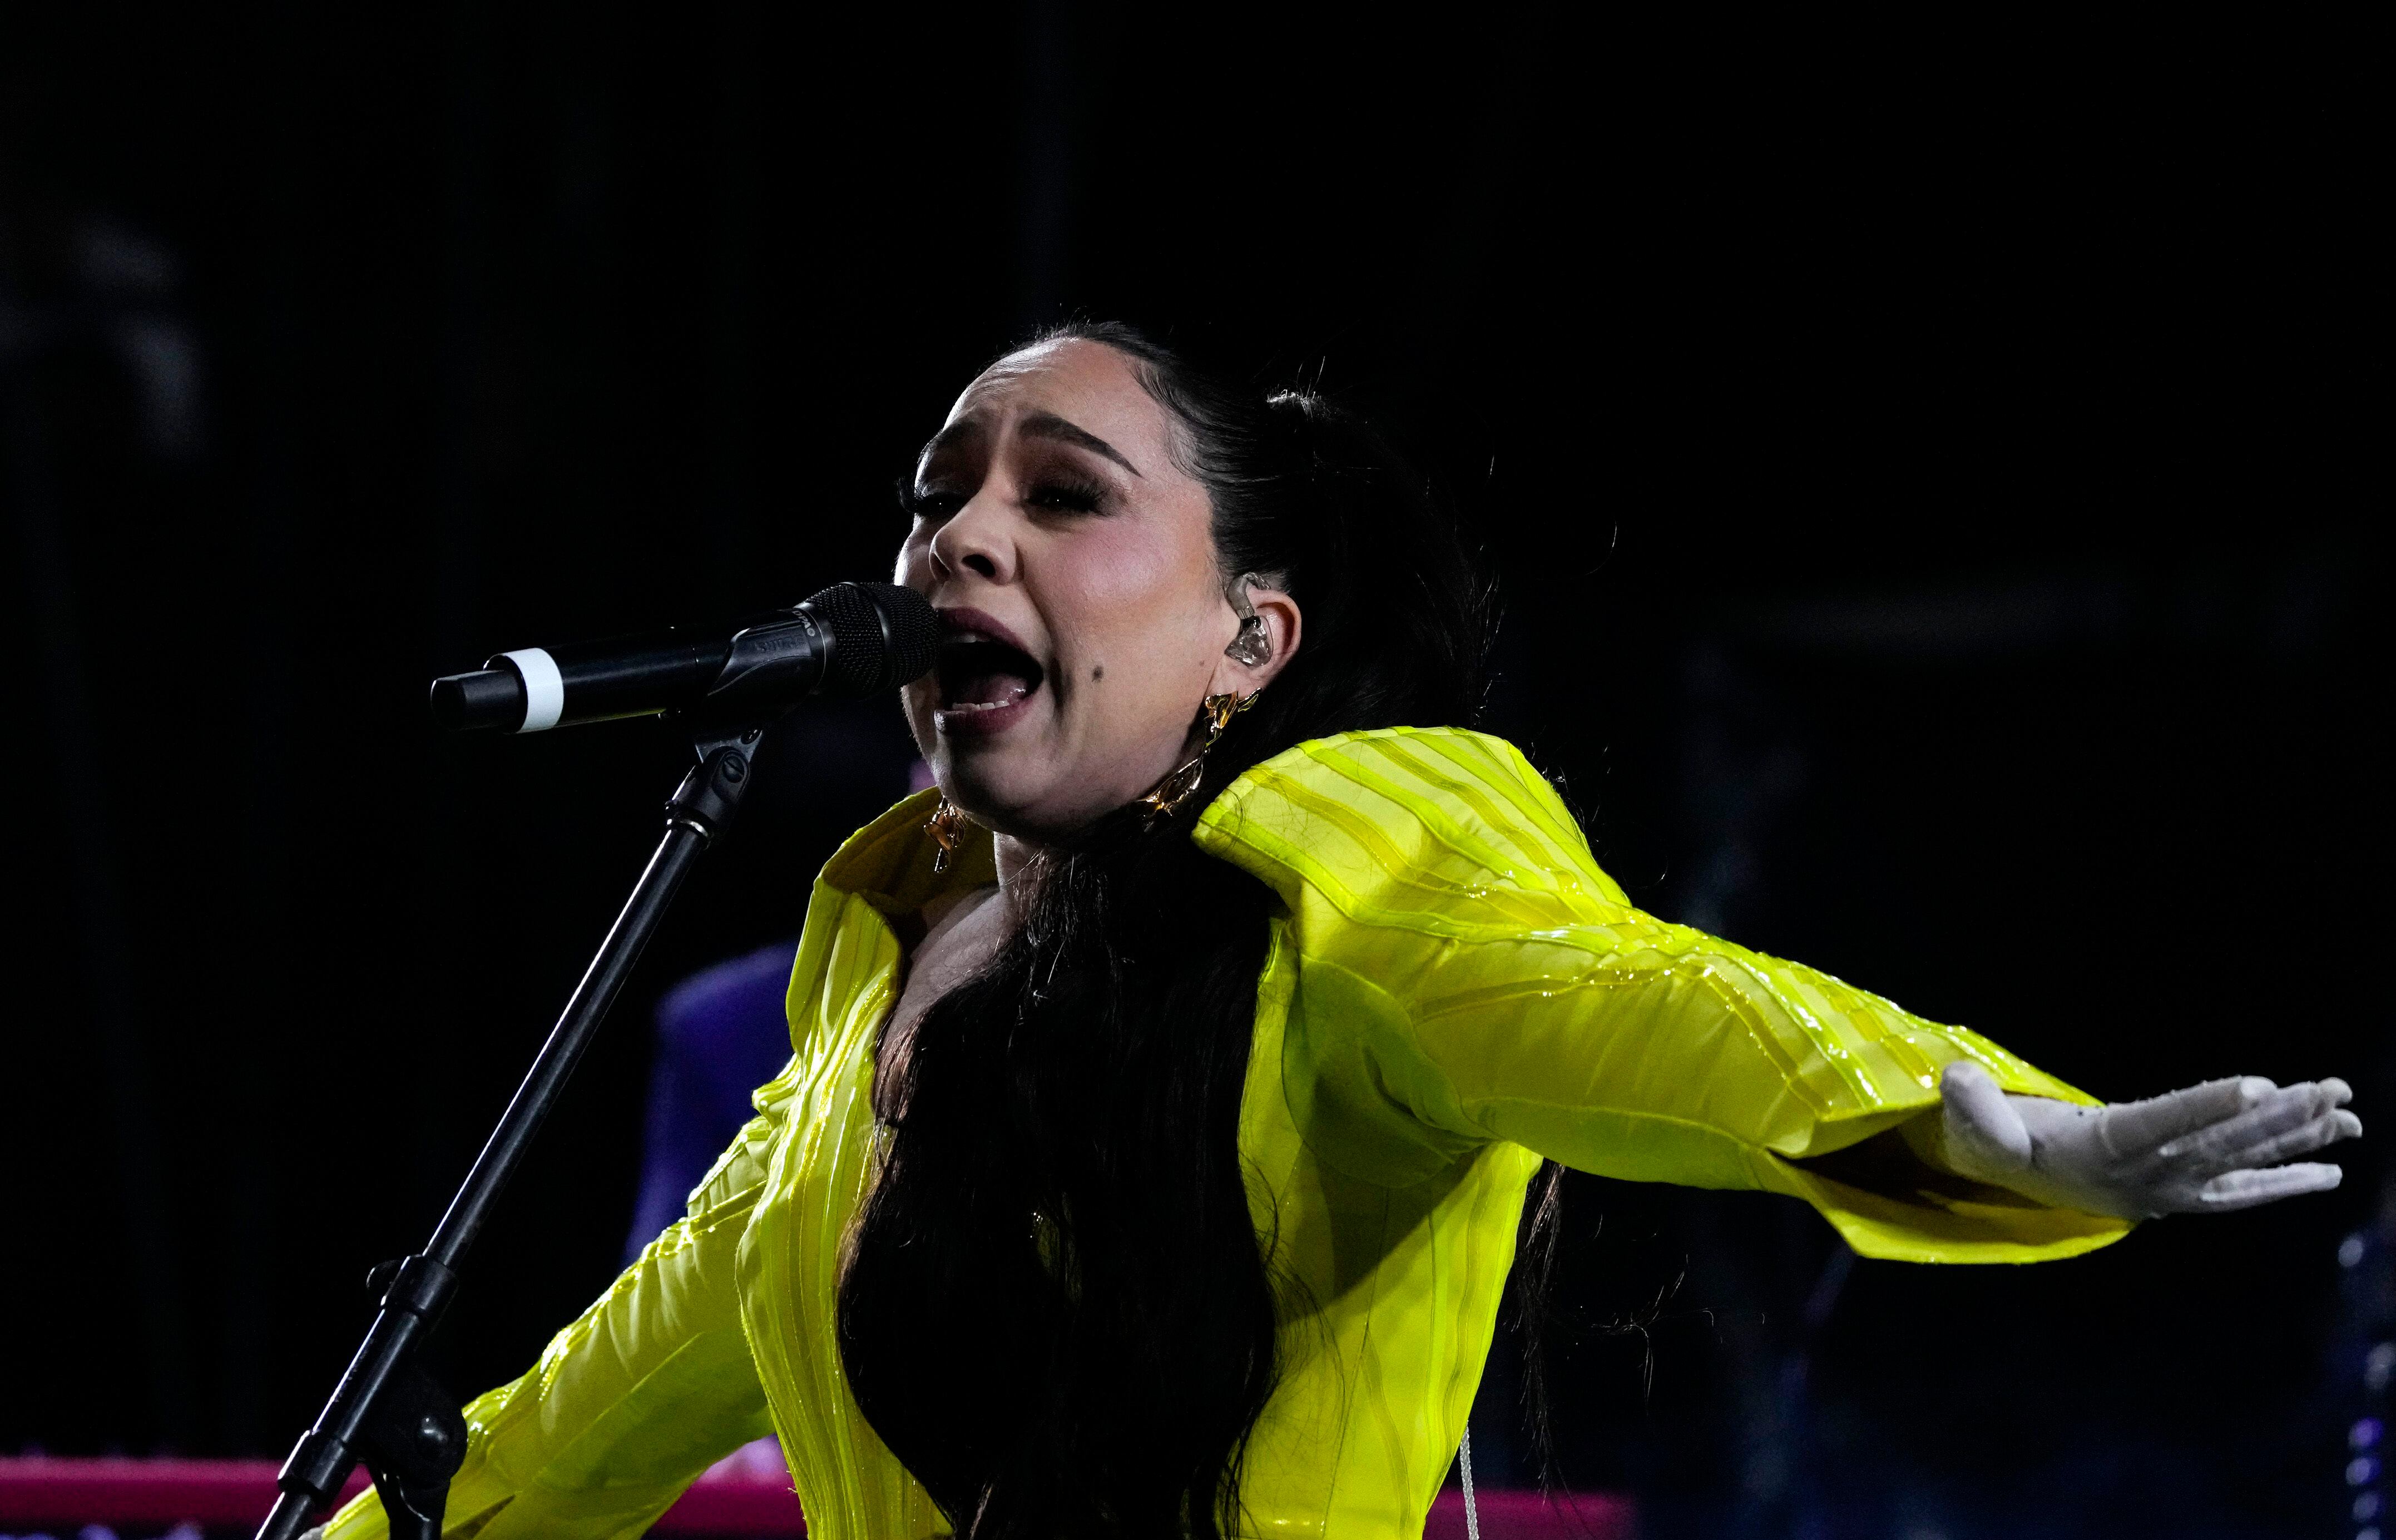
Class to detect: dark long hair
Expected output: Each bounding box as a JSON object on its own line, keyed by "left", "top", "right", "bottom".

{"left": 835, "top": 323, "right": 1493, "bottom": 1538}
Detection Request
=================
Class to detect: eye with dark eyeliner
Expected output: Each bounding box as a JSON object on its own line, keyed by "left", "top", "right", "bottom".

{"left": 898, "top": 481, "right": 964, "bottom": 521}
{"left": 895, "top": 459, "right": 1111, "bottom": 522}
{"left": 1020, "top": 469, "right": 1108, "bottom": 516}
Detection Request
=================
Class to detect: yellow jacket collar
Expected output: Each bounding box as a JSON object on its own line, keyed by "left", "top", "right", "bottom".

{"left": 817, "top": 786, "right": 998, "bottom": 916}
{"left": 815, "top": 725, "right": 1544, "bottom": 919}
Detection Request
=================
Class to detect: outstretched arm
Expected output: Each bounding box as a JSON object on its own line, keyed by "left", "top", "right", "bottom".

{"left": 311, "top": 1069, "right": 795, "bottom": 1539}
{"left": 1931, "top": 1063, "right": 2361, "bottom": 1219}
{"left": 1195, "top": 728, "right": 2345, "bottom": 1262}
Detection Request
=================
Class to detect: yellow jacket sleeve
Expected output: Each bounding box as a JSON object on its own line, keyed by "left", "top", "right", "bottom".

{"left": 1196, "top": 727, "right": 2133, "bottom": 1264}
{"left": 319, "top": 1065, "right": 794, "bottom": 1539}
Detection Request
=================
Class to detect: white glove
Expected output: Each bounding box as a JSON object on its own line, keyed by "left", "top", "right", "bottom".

{"left": 1931, "top": 1061, "right": 2360, "bottom": 1220}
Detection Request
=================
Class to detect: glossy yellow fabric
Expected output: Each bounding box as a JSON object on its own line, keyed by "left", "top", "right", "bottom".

{"left": 322, "top": 726, "right": 2127, "bottom": 1540}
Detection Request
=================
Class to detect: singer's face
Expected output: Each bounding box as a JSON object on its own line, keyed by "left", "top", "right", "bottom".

{"left": 895, "top": 339, "right": 1289, "bottom": 843}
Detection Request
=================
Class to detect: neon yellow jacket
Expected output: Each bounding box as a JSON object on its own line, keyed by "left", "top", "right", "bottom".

{"left": 323, "top": 726, "right": 2127, "bottom": 1540}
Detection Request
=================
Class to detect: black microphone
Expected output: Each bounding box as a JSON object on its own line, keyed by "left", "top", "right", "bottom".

{"left": 429, "top": 581, "right": 937, "bottom": 733}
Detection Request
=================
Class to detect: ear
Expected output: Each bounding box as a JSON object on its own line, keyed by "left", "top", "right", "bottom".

{"left": 1209, "top": 581, "right": 1302, "bottom": 697}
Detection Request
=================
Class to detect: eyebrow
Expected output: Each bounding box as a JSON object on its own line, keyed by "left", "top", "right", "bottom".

{"left": 916, "top": 417, "right": 984, "bottom": 473}
{"left": 917, "top": 410, "right": 1144, "bottom": 481}
{"left": 1018, "top": 411, "right": 1144, "bottom": 478}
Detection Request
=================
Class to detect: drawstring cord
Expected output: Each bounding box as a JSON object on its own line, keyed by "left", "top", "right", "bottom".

{"left": 1458, "top": 1427, "right": 1480, "bottom": 1540}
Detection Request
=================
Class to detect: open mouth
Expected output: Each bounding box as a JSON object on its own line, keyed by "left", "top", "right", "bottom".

{"left": 935, "top": 628, "right": 1045, "bottom": 716}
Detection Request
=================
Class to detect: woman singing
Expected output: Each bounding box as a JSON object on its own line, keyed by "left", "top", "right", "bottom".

{"left": 319, "top": 323, "right": 2360, "bottom": 1539}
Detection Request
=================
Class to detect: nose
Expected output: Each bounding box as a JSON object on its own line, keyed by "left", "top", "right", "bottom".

{"left": 928, "top": 489, "right": 1016, "bottom": 585}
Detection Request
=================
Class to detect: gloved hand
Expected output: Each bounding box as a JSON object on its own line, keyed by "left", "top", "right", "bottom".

{"left": 1928, "top": 1061, "right": 2361, "bottom": 1220}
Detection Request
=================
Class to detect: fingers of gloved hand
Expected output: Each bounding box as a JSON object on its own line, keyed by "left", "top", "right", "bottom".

{"left": 2186, "top": 1161, "right": 2344, "bottom": 1212}
{"left": 2154, "top": 1081, "right": 2355, "bottom": 1175}
{"left": 2094, "top": 1075, "right": 2273, "bottom": 1159}
{"left": 2184, "top": 1106, "right": 2364, "bottom": 1178}
{"left": 1939, "top": 1061, "right": 2031, "bottom": 1177}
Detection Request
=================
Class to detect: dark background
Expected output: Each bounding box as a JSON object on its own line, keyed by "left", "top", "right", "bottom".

{"left": 2, "top": 6, "right": 2384, "bottom": 1537}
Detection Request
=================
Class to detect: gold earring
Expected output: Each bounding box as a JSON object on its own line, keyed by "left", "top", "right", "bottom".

{"left": 1137, "top": 690, "right": 1259, "bottom": 828}
{"left": 924, "top": 796, "right": 968, "bottom": 874}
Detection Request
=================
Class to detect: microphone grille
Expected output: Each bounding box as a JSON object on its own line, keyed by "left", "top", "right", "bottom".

{"left": 804, "top": 581, "right": 938, "bottom": 696}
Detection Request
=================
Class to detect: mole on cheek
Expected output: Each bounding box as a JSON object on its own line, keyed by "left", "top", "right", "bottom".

{"left": 1091, "top": 664, "right": 1105, "bottom": 681}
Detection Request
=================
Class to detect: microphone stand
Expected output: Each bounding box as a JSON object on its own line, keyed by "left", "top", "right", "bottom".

{"left": 254, "top": 717, "right": 769, "bottom": 1540}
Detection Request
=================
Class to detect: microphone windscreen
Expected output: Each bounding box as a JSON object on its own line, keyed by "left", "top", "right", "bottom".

{"left": 864, "top": 583, "right": 940, "bottom": 689}
{"left": 429, "top": 666, "right": 527, "bottom": 731}
{"left": 806, "top": 581, "right": 938, "bottom": 696}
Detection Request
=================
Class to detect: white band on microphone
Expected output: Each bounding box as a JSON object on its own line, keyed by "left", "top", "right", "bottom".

{"left": 499, "top": 647, "right": 565, "bottom": 732}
